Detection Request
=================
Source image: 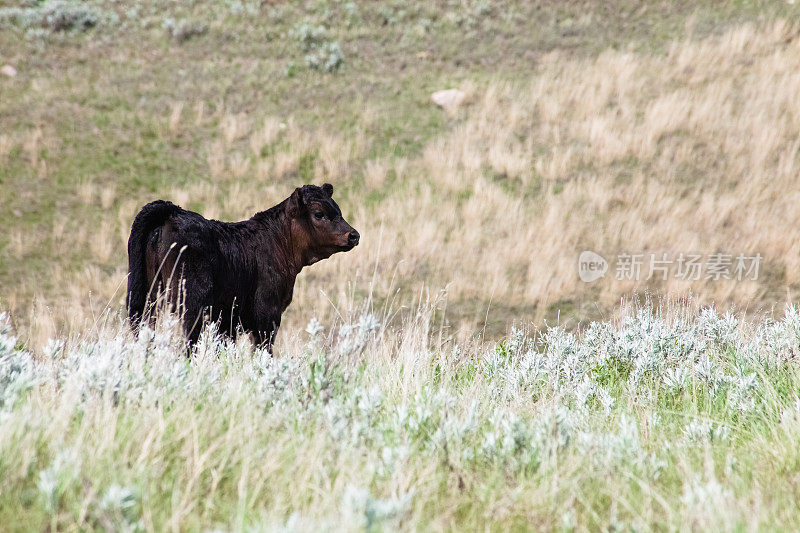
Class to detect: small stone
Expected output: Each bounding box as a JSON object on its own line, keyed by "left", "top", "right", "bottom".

{"left": 1, "top": 65, "right": 17, "bottom": 77}
{"left": 431, "top": 89, "right": 465, "bottom": 112}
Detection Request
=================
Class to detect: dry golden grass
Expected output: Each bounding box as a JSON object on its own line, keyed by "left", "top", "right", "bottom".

{"left": 383, "top": 22, "right": 796, "bottom": 317}
{"left": 5, "top": 21, "right": 800, "bottom": 348}
{"left": 371, "top": 20, "right": 800, "bottom": 318}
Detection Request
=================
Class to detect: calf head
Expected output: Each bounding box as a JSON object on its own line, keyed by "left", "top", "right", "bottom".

{"left": 287, "top": 183, "right": 359, "bottom": 266}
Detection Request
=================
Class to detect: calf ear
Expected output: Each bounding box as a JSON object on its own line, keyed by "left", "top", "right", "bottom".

{"left": 287, "top": 187, "right": 304, "bottom": 217}
{"left": 322, "top": 183, "right": 334, "bottom": 197}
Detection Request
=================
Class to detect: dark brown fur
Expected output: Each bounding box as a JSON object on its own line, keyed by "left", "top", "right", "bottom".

{"left": 126, "top": 183, "right": 358, "bottom": 350}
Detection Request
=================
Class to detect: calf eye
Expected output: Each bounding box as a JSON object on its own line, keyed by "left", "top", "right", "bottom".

{"left": 314, "top": 212, "right": 325, "bottom": 220}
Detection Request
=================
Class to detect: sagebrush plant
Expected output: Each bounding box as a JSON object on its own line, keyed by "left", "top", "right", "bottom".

{"left": 289, "top": 20, "right": 344, "bottom": 72}
{"left": 161, "top": 17, "right": 207, "bottom": 43}
{"left": 3, "top": 302, "right": 800, "bottom": 530}
{"left": 0, "top": 0, "right": 111, "bottom": 33}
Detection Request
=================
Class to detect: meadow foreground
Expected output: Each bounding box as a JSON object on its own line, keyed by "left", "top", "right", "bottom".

{"left": 2, "top": 303, "right": 800, "bottom": 531}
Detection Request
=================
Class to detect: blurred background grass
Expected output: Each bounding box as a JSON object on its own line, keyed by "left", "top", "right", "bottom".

{"left": 1, "top": 0, "right": 800, "bottom": 349}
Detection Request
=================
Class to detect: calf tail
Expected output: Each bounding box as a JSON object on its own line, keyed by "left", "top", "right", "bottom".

{"left": 126, "top": 200, "right": 180, "bottom": 327}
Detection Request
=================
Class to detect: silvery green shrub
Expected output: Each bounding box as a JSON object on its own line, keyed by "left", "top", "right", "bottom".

{"left": 0, "top": 0, "right": 105, "bottom": 32}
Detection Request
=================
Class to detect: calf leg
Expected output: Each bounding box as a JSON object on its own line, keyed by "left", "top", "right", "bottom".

{"left": 163, "top": 252, "right": 213, "bottom": 348}
{"left": 253, "top": 310, "right": 281, "bottom": 352}
{"left": 183, "top": 280, "right": 213, "bottom": 347}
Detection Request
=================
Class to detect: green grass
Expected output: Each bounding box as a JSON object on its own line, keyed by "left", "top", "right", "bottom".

{"left": 3, "top": 305, "right": 800, "bottom": 530}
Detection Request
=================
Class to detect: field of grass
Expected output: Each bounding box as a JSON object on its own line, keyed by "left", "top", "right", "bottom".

{"left": 4, "top": 302, "right": 800, "bottom": 530}
{"left": 4, "top": 0, "right": 800, "bottom": 530}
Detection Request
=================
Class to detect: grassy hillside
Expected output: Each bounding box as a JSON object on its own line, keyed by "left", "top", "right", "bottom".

{"left": 2, "top": 0, "right": 800, "bottom": 349}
